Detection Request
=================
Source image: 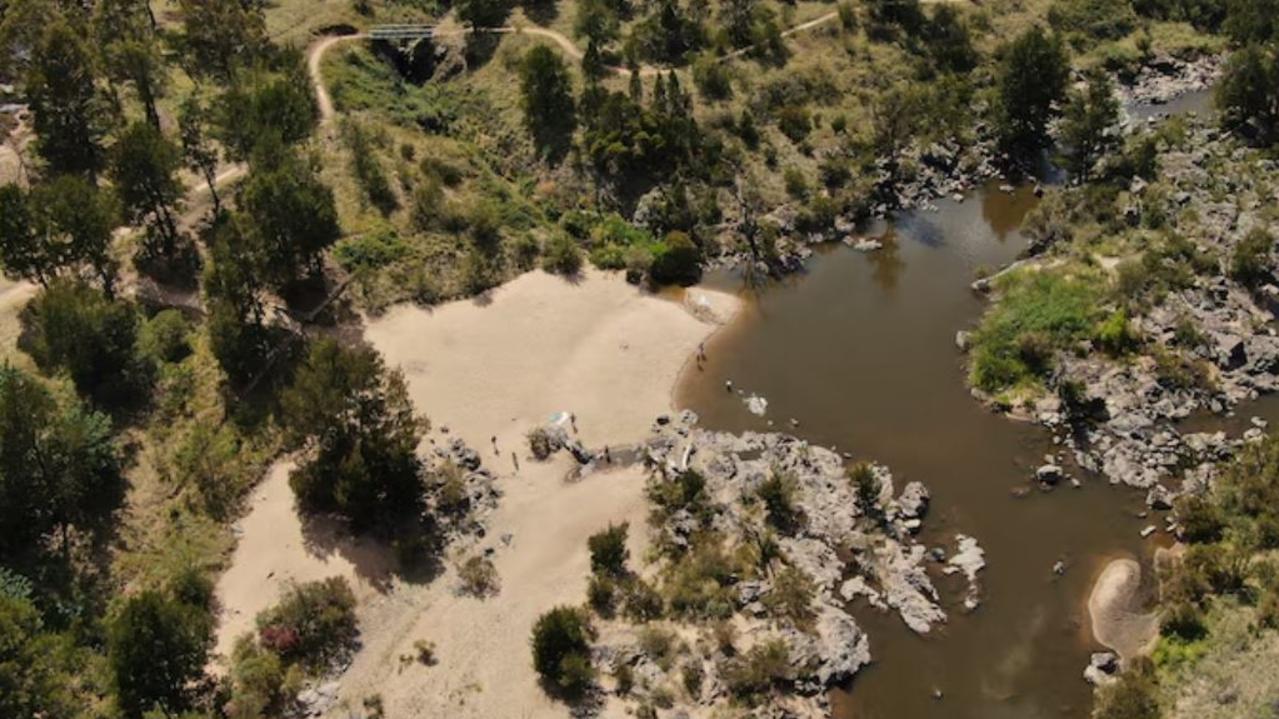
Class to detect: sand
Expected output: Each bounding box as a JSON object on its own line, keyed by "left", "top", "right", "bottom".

{"left": 212, "top": 269, "right": 739, "bottom": 716}
{"left": 1088, "top": 558, "right": 1160, "bottom": 661}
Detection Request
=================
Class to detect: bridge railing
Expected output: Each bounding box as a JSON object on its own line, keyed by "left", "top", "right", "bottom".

{"left": 368, "top": 24, "right": 437, "bottom": 41}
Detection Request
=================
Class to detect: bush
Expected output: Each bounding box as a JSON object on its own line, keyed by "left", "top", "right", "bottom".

{"left": 1092, "top": 658, "right": 1159, "bottom": 719}
{"left": 588, "top": 523, "right": 630, "bottom": 577}
{"left": 775, "top": 105, "right": 811, "bottom": 142}
{"left": 762, "top": 566, "right": 816, "bottom": 627}
{"left": 530, "top": 606, "right": 594, "bottom": 699}
{"left": 587, "top": 574, "right": 616, "bottom": 615}
{"left": 663, "top": 538, "right": 747, "bottom": 619}
{"left": 1229, "top": 228, "right": 1274, "bottom": 287}
{"left": 527, "top": 427, "right": 557, "bottom": 460}
{"left": 757, "top": 472, "right": 800, "bottom": 534}
{"left": 457, "top": 555, "right": 500, "bottom": 597}
{"left": 783, "top": 167, "right": 809, "bottom": 199}
{"left": 542, "top": 234, "right": 583, "bottom": 276}
{"left": 621, "top": 577, "right": 665, "bottom": 622}
{"left": 22, "top": 279, "right": 142, "bottom": 404}
{"left": 256, "top": 577, "right": 359, "bottom": 672}
{"left": 227, "top": 636, "right": 304, "bottom": 719}
{"left": 138, "top": 309, "right": 191, "bottom": 365}
{"left": 649, "top": 231, "right": 702, "bottom": 286}
{"left": 334, "top": 229, "right": 410, "bottom": 272}
{"left": 691, "top": 54, "right": 732, "bottom": 101}
{"left": 1094, "top": 309, "right": 1139, "bottom": 355}
{"left": 722, "top": 638, "right": 791, "bottom": 701}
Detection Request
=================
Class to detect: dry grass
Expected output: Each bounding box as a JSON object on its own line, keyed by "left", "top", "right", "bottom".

{"left": 1160, "top": 597, "right": 1279, "bottom": 719}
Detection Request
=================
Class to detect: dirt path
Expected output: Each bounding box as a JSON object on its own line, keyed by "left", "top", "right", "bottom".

{"left": 304, "top": 0, "right": 971, "bottom": 116}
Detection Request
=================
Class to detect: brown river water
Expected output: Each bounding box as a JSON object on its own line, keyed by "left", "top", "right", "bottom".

{"left": 676, "top": 185, "right": 1161, "bottom": 719}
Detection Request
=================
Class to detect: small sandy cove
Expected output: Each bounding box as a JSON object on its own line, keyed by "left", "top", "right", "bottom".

{"left": 213, "top": 269, "right": 739, "bottom": 717}
{"left": 1088, "top": 557, "right": 1160, "bottom": 661}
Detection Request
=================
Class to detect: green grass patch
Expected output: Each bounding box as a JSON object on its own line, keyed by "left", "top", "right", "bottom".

{"left": 969, "top": 267, "right": 1107, "bottom": 393}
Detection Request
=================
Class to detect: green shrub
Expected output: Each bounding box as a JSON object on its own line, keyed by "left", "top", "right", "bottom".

{"left": 256, "top": 577, "right": 359, "bottom": 672}
{"left": 649, "top": 231, "right": 702, "bottom": 286}
{"left": 588, "top": 523, "right": 630, "bottom": 577}
{"left": 692, "top": 54, "right": 733, "bottom": 101}
{"left": 775, "top": 105, "right": 811, "bottom": 142}
{"left": 756, "top": 472, "right": 800, "bottom": 534}
{"left": 663, "top": 537, "right": 748, "bottom": 619}
{"left": 762, "top": 566, "right": 816, "bottom": 628}
{"left": 1094, "top": 309, "right": 1139, "bottom": 355}
{"left": 722, "top": 638, "right": 791, "bottom": 701}
{"left": 784, "top": 166, "right": 810, "bottom": 200}
{"left": 138, "top": 309, "right": 191, "bottom": 365}
{"left": 333, "top": 230, "right": 410, "bottom": 272}
{"left": 542, "top": 234, "right": 583, "bottom": 276}
{"left": 1230, "top": 228, "right": 1274, "bottom": 287}
{"left": 621, "top": 577, "right": 665, "bottom": 622}
{"left": 530, "top": 606, "right": 594, "bottom": 699}
{"left": 1093, "top": 657, "right": 1160, "bottom": 718}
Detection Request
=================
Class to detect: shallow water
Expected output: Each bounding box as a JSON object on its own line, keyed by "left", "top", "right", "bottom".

{"left": 676, "top": 184, "right": 1159, "bottom": 718}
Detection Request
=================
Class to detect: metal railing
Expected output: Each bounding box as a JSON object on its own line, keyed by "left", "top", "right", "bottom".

{"left": 368, "top": 24, "right": 437, "bottom": 41}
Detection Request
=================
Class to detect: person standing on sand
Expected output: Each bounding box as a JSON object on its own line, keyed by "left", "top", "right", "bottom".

{"left": 491, "top": 435, "right": 499, "bottom": 454}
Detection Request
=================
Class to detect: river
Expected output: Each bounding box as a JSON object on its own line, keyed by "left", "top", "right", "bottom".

{"left": 672, "top": 84, "right": 1236, "bottom": 718}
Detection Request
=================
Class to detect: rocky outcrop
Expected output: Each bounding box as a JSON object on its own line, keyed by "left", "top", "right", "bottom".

{"left": 984, "top": 124, "right": 1279, "bottom": 515}
{"left": 1118, "top": 53, "right": 1224, "bottom": 108}
{"left": 588, "top": 412, "right": 978, "bottom": 717}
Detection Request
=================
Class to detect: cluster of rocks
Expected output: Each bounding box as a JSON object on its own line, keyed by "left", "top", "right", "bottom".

{"left": 589, "top": 411, "right": 986, "bottom": 718}
{"left": 424, "top": 435, "right": 502, "bottom": 536}
{"left": 976, "top": 124, "right": 1279, "bottom": 522}
{"left": 1117, "top": 53, "right": 1224, "bottom": 108}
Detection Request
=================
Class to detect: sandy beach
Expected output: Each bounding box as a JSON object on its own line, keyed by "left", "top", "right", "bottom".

{"left": 1088, "top": 557, "right": 1160, "bottom": 661}
{"left": 212, "top": 268, "right": 739, "bottom": 716}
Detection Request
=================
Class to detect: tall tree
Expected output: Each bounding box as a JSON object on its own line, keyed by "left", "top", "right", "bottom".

{"left": 0, "top": 366, "right": 122, "bottom": 558}
{"left": 25, "top": 16, "right": 111, "bottom": 178}
{"left": 215, "top": 54, "right": 319, "bottom": 161}
{"left": 455, "top": 0, "right": 514, "bottom": 28}
{"left": 238, "top": 140, "right": 341, "bottom": 288}
{"left": 0, "top": 593, "right": 86, "bottom": 719}
{"left": 995, "top": 26, "right": 1070, "bottom": 156}
{"left": 94, "top": 0, "right": 167, "bottom": 129}
{"left": 575, "top": 0, "right": 620, "bottom": 44}
{"left": 31, "top": 175, "right": 120, "bottom": 294}
{"left": 519, "top": 45, "right": 577, "bottom": 156}
{"left": 176, "top": 0, "right": 267, "bottom": 81}
{"left": 22, "top": 279, "right": 141, "bottom": 404}
{"left": 110, "top": 121, "right": 184, "bottom": 257}
{"left": 0, "top": 177, "right": 120, "bottom": 293}
{"left": 1059, "top": 68, "right": 1121, "bottom": 179}
{"left": 107, "top": 589, "right": 212, "bottom": 718}
{"left": 177, "top": 95, "right": 223, "bottom": 215}
{"left": 203, "top": 215, "right": 269, "bottom": 388}
{"left": 869, "top": 82, "right": 924, "bottom": 187}
{"left": 1216, "top": 44, "right": 1279, "bottom": 145}
{"left": 282, "top": 338, "right": 427, "bottom": 531}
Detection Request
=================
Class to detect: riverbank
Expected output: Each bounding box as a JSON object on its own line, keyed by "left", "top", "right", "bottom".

{"left": 213, "top": 268, "right": 739, "bottom": 716}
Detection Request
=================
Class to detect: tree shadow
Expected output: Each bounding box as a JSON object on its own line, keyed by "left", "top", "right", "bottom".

{"left": 522, "top": 0, "right": 560, "bottom": 26}
{"left": 464, "top": 32, "right": 503, "bottom": 70}
{"left": 297, "top": 511, "right": 400, "bottom": 594}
